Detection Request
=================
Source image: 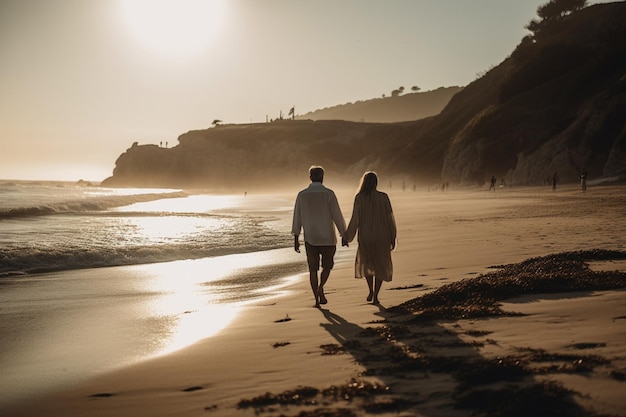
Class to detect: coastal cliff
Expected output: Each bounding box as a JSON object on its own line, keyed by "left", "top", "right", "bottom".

{"left": 103, "top": 2, "right": 626, "bottom": 188}
{"left": 102, "top": 120, "right": 420, "bottom": 189}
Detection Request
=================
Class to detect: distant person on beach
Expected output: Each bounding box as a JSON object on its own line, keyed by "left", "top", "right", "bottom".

{"left": 580, "top": 168, "right": 587, "bottom": 193}
{"left": 580, "top": 168, "right": 588, "bottom": 192}
{"left": 489, "top": 176, "right": 497, "bottom": 191}
{"left": 292, "top": 166, "right": 347, "bottom": 308}
{"left": 343, "top": 172, "right": 397, "bottom": 304}
{"left": 552, "top": 172, "right": 558, "bottom": 191}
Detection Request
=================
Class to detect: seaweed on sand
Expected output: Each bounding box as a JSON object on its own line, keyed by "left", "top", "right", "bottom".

{"left": 238, "top": 250, "right": 626, "bottom": 417}
{"left": 320, "top": 343, "right": 345, "bottom": 355}
{"left": 237, "top": 386, "right": 319, "bottom": 409}
{"left": 454, "top": 380, "right": 597, "bottom": 417}
{"left": 396, "top": 249, "right": 626, "bottom": 321}
{"left": 320, "top": 378, "right": 389, "bottom": 401}
{"left": 237, "top": 379, "right": 399, "bottom": 412}
{"left": 278, "top": 408, "right": 357, "bottom": 417}
{"left": 516, "top": 347, "right": 611, "bottom": 374}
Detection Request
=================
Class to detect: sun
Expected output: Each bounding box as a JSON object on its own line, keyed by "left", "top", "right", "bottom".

{"left": 119, "top": 0, "right": 227, "bottom": 59}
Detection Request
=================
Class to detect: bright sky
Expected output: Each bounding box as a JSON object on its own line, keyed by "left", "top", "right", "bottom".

{"left": 0, "top": 0, "right": 606, "bottom": 181}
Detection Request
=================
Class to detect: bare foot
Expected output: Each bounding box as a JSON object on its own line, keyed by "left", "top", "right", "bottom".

{"left": 318, "top": 288, "right": 328, "bottom": 305}
{"left": 372, "top": 298, "right": 380, "bottom": 304}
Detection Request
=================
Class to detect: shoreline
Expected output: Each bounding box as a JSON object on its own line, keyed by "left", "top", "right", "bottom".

{"left": 4, "top": 185, "right": 626, "bottom": 416}
{"left": 0, "top": 247, "right": 313, "bottom": 410}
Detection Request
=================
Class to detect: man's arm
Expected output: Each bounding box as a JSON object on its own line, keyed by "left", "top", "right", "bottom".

{"left": 292, "top": 195, "right": 302, "bottom": 253}
{"left": 329, "top": 192, "right": 347, "bottom": 237}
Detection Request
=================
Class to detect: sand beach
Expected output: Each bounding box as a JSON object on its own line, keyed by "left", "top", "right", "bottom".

{"left": 4, "top": 184, "right": 626, "bottom": 417}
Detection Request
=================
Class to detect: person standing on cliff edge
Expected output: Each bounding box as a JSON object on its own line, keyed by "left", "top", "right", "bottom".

{"left": 292, "top": 166, "right": 347, "bottom": 308}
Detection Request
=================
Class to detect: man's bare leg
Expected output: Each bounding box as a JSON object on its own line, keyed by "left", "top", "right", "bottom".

{"left": 317, "top": 268, "right": 331, "bottom": 304}
{"left": 365, "top": 275, "right": 374, "bottom": 302}
{"left": 372, "top": 277, "right": 383, "bottom": 304}
{"left": 309, "top": 271, "right": 320, "bottom": 307}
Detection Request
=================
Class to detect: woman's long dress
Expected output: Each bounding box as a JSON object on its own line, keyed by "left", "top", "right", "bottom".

{"left": 345, "top": 190, "right": 397, "bottom": 281}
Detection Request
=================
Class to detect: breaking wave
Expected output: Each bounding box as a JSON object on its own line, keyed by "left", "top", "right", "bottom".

{"left": 0, "top": 236, "right": 286, "bottom": 277}
{"left": 0, "top": 191, "right": 189, "bottom": 220}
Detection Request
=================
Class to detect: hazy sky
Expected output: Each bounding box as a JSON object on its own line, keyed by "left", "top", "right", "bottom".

{"left": 0, "top": 0, "right": 604, "bottom": 181}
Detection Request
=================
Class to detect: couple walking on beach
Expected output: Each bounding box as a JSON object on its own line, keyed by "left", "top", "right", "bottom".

{"left": 292, "top": 166, "right": 397, "bottom": 307}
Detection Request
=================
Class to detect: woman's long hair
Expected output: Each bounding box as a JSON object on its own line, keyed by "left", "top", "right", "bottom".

{"left": 356, "top": 171, "right": 378, "bottom": 196}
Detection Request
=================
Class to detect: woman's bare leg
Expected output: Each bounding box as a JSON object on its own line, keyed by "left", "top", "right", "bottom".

{"left": 365, "top": 275, "right": 374, "bottom": 301}
{"left": 372, "top": 277, "right": 383, "bottom": 304}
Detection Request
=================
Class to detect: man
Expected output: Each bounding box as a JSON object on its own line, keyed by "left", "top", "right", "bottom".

{"left": 292, "top": 166, "right": 347, "bottom": 307}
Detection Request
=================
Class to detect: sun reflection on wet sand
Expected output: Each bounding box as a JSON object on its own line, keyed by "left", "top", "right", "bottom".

{"left": 157, "top": 304, "right": 241, "bottom": 356}
{"left": 135, "top": 259, "right": 245, "bottom": 357}
{"left": 131, "top": 248, "right": 303, "bottom": 358}
{"left": 0, "top": 249, "right": 303, "bottom": 407}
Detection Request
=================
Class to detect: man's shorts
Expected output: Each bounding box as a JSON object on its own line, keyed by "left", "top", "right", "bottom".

{"left": 304, "top": 242, "right": 336, "bottom": 271}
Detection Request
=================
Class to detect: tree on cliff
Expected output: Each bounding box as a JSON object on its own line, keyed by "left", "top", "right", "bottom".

{"left": 391, "top": 86, "right": 405, "bottom": 97}
{"left": 526, "top": 0, "right": 588, "bottom": 36}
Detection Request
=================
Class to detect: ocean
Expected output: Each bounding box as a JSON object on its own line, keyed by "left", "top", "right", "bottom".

{"left": 0, "top": 181, "right": 296, "bottom": 276}
{"left": 0, "top": 180, "right": 325, "bottom": 408}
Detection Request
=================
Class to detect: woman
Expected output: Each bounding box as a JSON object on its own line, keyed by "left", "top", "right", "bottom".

{"left": 343, "top": 172, "right": 397, "bottom": 304}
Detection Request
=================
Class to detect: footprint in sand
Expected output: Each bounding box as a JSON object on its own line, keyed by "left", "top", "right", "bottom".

{"left": 182, "top": 386, "right": 204, "bottom": 392}
{"left": 274, "top": 314, "right": 291, "bottom": 323}
{"left": 88, "top": 393, "right": 114, "bottom": 398}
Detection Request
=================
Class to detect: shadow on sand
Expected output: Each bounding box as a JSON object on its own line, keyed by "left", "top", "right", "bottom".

{"left": 238, "top": 249, "right": 626, "bottom": 417}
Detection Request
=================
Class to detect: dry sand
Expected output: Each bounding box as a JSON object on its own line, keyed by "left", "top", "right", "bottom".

{"left": 6, "top": 184, "right": 626, "bottom": 417}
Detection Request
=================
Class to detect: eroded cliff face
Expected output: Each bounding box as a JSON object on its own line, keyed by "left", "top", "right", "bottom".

{"left": 442, "top": 78, "right": 626, "bottom": 185}
{"left": 440, "top": 2, "right": 626, "bottom": 185}
{"left": 103, "top": 3, "right": 626, "bottom": 189}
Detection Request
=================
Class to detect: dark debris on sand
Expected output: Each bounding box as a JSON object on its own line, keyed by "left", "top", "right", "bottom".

{"left": 237, "top": 386, "right": 320, "bottom": 409}
{"left": 320, "top": 343, "right": 346, "bottom": 355}
{"left": 237, "top": 379, "right": 407, "bottom": 414}
{"left": 320, "top": 378, "right": 390, "bottom": 401}
{"left": 239, "top": 250, "right": 626, "bottom": 417}
{"left": 388, "top": 283, "right": 425, "bottom": 290}
{"left": 454, "top": 380, "right": 595, "bottom": 417}
{"left": 87, "top": 392, "right": 114, "bottom": 398}
{"left": 277, "top": 408, "right": 357, "bottom": 417}
{"left": 395, "top": 249, "right": 626, "bottom": 321}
